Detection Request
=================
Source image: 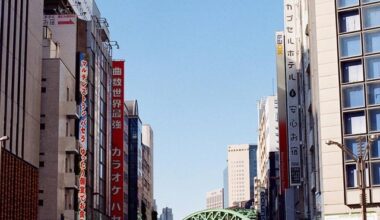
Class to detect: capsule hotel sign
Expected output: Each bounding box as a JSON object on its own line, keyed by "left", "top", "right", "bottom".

{"left": 284, "top": 0, "right": 301, "bottom": 186}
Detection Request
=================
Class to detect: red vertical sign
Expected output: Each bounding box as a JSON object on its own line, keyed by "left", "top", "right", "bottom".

{"left": 111, "top": 61, "right": 125, "bottom": 219}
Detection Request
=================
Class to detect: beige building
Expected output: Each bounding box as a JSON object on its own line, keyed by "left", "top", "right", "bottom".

{"left": 206, "top": 188, "right": 224, "bottom": 209}
{"left": 310, "top": 0, "right": 380, "bottom": 218}
{"left": 227, "top": 144, "right": 257, "bottom": 207}
{"left": 38, "top": 25, "right": 79, "bottom": 220}
{"left": 0, "top": 0, "right": 43, "bottom": 219}
{"left": 286, "top": 0, "right": 380, "bottom": 219}
{"left": 257, "top": 96, "right": 278, "bottom": 189}
{"left": 142, "top": 124, "right": 155, "bottom": 220}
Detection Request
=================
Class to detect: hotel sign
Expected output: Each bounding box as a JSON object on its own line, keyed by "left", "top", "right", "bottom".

{"left": 78, "top": 53, "right": 88, "bottom": 220}
{"left": 284, "top": 0, "right": 301, "bottom": 186}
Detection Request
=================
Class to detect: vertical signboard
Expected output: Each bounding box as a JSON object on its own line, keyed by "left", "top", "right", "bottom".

{"left": 111, "top": 60, "right": 125, "bottom": 219}
{"left": 284, "top": 0, "right": 301, "bottom": 186}
{"left": 276, "top": 32, "right": 289, "bottom": 192}
{"left": 78, "top": 53, "right": 88, "bottom": 220}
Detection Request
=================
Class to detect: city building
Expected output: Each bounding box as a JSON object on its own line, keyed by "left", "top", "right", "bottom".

{"left": 256, "top": 96, "right": 280, "bottom": 218}
{"left": 40, "top": 1, "right": 114, "bottom": 219}
{"left": 38, "top": 21, "right": 81, "bottom": 220}
{"left": 206, "top": 188, "right": 224, "bottom": 209}
{"left": 0, "top": 0, "right": 43, "bottom": 219}
{"left": 126, "top": 100, "right": 144, "bottom": 220}
{"left": 159, "top": 207, "right": 173, "bottom": 220}
{"left": 276, "top": 0, "right": 380, "bottom": 219}
{"left": 227, "top": 144, "right": 257, "bottom": 208}
{"left": 308, "top": 0, "right": 380, "bottom": 219}
{"left": 223, "top": 168, "right": 229, "bottom": 208}
{"left": 142, "top": 124, "right": 154, "bottom": 220}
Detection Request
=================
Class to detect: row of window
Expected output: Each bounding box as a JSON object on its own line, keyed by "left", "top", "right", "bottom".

{"left": 344, "top": 109, "right": 380, "bottom": 133}
{"left": 346, "top": 162, "right": 380, "bottom": 186}
{"left": 339, "top": 0, "right": 380, "bottom": 8}
{"left": 337, "top": 0, "right": 380, "bottom": 189}
{"left": 339, "top": 4, "right": 380, "bottom": 33}
{"left": 340, "top": 31, "right": 380, "bottom": 57}
{"left": 341, "top": 57, "right": 380, "bottom": 83}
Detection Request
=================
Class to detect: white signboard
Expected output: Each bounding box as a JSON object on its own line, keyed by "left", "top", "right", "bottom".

{"left": 284, "top": 0, "right": 301, "bottom": 186}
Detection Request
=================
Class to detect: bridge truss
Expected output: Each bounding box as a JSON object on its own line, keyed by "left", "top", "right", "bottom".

{"left": 183, "top": 208, "right": 257, "bottom": 220}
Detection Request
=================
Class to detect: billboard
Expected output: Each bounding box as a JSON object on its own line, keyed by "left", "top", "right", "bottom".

{"left": 275, "top": 31, "right": 289, "bottom": 192}
{"left": 284, "top": 0, "right": 301, "bottom": 186}
{"left": 78, "top": 53, "right": 88, "bottom": 220}
{"left": 111, "top": 60, "right": 125, "bottom": 219}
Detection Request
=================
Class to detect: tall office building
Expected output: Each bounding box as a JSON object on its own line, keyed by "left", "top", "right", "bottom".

{"left": 159, "top": 207, "right": 173, "bottom": 220}
{"left": 277, "top": 0, "right": 380, "bottom": 219}
{"left": 0, "top": 0, "right": 43, "bottom": 219}
{"left": 127, "top": 100, "right": 144, "bottom": 220}
{"left": 227, "top": 144, "right": 257, "bottom": 208}
{"left": 223, "top": 168, "right": 229, "bottom": 208}
{"left": 142, "top": 124, "right": 154, "bottom": 220}
{"left": 308, "top": 0, "right": 380, "bottom": 219}
{"left": 256, "top": 96, "right": 279, "bottom": 218}
{"left": 40, "top": 1, "right": 114, "bottom": 219}
{"left": 257, "top": 96, "right": 279, "bottom": 188}
{"left": 206, "top": 188, "right": 224, "bottom": 209}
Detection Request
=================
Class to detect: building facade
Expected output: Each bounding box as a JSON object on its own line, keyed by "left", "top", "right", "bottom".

{"left": 40, "top": 1, "right": 114, "bottom": 219}
{"left": 159, "top": 207, "right": 173, "bottom": 220}
{"left": 309, "top": 0, "right": 380, "bottom": 219}
{"left": 0, "top": 0, "right": 43, "bottom": 219}
{"left": 127, "top": 100, "right": 143, "bottom": 220}
{"left": 227, "top": 144, "right": 257, "bottom": 208}
{"left": 142, "top": 124, "right": 154, "bottom": 220}
{"left": 206, "top": 188, "right": 224, "bottom": 209}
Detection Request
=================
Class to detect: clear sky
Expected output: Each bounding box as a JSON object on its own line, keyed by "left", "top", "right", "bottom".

{"left": 97, "top": 0, "right": 283, "bottom": 219}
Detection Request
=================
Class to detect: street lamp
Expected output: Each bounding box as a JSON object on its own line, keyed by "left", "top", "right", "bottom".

{"left": 0, "top": 136, "right": 9, "bottom": 142}
{"left": 326, "top": 135, "right": 377, "bottom": 220}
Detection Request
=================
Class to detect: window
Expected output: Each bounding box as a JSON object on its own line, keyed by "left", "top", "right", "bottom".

{"left": 371, "top": 137, "right": 380, "bottom": 158}
{"left": 41, "top": 87, "right": 46, "bottom": 93}
{"left": 339, "top": 10, "right": 360, "bottom": 33}
{"left": 342, "top": 60, "right": 363, "bottom": 83}
{"left": 372, "top": 162, "right": 380, "bottom": 185}
{"left": 40, "top": 123, "right": 45, "bottom": 130}
{"left": 344, "top": 111, "right": 366, "bottom": 134}
{"left": 346, "top": 164, "right": 358, "bottom": 187}
{"left": 363, "top": 5, "right": 380, "bottom": 29}
{"left": 364, "top": 30, "right": 380, "bottom": 53}
{"left": 342, "top": 85, "right": 365, "bottom": 108}
{"left": 338, "top": 0, "right": 359, "bottom": 8}
{"left": 365, "top": 56, "right": 380, "bottom": 79}
{"left": 367, "top": 82, "right": 380, "bottom": 104}
{"left": 344, "top": 138, "right": 361, "bottom": 159}
{"left": 362, "top": 0, "right": 380, "bottom": 3}
{"left": 39, "top": 200, "right": 44, "bottom": 206}
{"left": 340, "top": 34, "right": 362, "bottom": 57}
{"left": 368, "top": 108, "right": 380, "bottom": 131}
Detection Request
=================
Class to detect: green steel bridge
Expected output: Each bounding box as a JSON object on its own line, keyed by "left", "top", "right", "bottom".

{"left": 183, "top": 208, "right": 257, "bottom": 220}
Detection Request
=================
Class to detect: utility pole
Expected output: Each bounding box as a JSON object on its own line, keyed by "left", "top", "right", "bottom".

{"left": 326, "top": 135, "right": 376, "bottom": 220}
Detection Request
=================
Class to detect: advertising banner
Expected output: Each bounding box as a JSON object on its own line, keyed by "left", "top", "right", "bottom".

{"left": 284, "top": 0, "right": 302, "bottom": 186}
{"left": 78, "top": 53, "right": 88, "bottom": 220}
{"left": 276, "top": 31, "right": 289, "bottom": 192}
{"left": 111, "top": 61, "right": 125, "bottom": 219}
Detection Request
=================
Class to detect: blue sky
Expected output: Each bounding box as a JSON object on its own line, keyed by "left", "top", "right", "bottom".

{"left": 97, "top": 0, "right": 283, "bottom": 219}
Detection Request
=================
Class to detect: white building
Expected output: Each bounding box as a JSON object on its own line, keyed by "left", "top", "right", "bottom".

{"left": 227, "top": 144, "right": 257, "bottom": 207}
{"left": 206, "top": 188, "right": 224, "bottom": 209}
{"left": 257, "top": 96, "right": 279, "bottom": 188}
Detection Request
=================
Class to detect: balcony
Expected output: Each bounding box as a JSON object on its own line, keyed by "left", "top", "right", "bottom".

{"left": 64, "top": 173, "right": 79, "bottom": 189}
{"left": 61, "top": 101, "right": 79, "bottom": 119}
{"left": 60, "top": 137, "right": 79, "bottom": 154}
